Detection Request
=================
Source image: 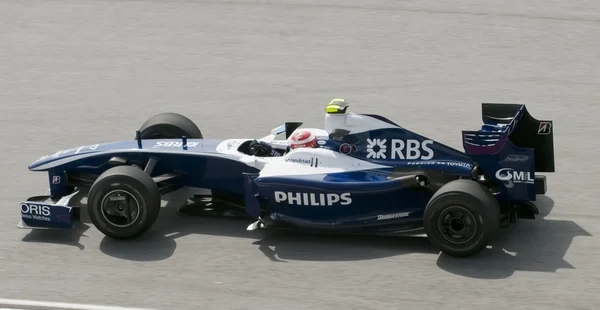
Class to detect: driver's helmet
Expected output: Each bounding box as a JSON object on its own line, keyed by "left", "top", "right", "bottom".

{"left": 289, "top": 130, "right": 317, "bottom": 149}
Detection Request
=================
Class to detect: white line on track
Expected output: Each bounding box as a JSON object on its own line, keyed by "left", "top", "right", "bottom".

{"left": 0, "top": 298, "right": 159, "bottom": 310}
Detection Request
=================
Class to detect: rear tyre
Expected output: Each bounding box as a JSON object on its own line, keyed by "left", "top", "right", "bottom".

{"left": 87, "top": 165, "right": 161, "bottom": 239}
{"left": 138, "top": 112, "right": 203, "bottom": 139}
{"left": 423, "top": 179, "right": 500, "bottom": 257}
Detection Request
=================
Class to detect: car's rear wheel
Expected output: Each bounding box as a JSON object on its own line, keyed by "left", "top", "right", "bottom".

{"left": 87, "top": 165, "right": 161, "bottom": 239}
{"left": 138, "top": 112, "right": 203, "bottom": 139}
{"left": 423, "top": 179, "right": 500, "bottom": 257}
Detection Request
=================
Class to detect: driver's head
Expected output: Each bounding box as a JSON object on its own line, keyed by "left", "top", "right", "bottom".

{"left": 289, "top": 130, "right": 317, "bottom": 149}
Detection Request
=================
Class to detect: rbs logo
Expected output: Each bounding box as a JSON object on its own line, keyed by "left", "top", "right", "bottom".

{"left": 274, "top": 191, "right": 352, "bottom": 206}
{"left": 366, "top": 138, "right": 434, "bottom": 160}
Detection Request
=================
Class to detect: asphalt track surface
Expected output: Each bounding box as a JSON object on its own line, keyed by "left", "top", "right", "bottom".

{"left": 1, "top": 0, "right": 600, "bottom": 309}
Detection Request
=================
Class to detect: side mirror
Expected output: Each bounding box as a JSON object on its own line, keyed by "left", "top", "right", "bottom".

{"left": 284, "top": 122, "right": 303, "bottom": 139}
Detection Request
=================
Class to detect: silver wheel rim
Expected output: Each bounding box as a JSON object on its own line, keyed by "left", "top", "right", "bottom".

{"left": 100, "top": 189, "right": 141, "bottom": 228}
{"left": 437, "top": 205, "right": 479, "bottom": 245}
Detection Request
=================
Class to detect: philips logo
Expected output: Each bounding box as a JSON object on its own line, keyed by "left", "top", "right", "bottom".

{"left": 495, "top": 168, "right": 534, "bottom": 184}
{"left": 274, "top": 191, "right": 352, "bottom": 206}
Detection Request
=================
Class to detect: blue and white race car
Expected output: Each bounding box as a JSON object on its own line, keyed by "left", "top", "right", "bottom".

{"left": 19, "top": 99, "right": 555, "bottom": 257}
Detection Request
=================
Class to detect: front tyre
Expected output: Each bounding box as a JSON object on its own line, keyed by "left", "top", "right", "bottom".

{"left": 87, "top": 165, "right": 161, "bottom": 239}
{"left": 423, "top": 179, "right": 500, "bottom": 257}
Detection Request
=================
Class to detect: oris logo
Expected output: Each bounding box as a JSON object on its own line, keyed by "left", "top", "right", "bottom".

{"left": 495, "top": 168, "right": 534, "bottom": 184}
{"left": 274, "top": 191, "right": 352, "bottom": 206}
{"left": 21, "top": 203, "right": 51, "bottom": 216}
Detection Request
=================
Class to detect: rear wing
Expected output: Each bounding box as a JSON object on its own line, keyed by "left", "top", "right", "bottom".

{"left": 462, "top": 103, "right": 555, "bottom": 201}
{"left": 462, "top": 103, "right": 555, "bottom": 172}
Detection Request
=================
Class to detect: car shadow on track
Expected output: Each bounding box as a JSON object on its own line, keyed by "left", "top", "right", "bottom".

{"left": 96, "top": 188, "right": 439, "bottom": 262}
{"left": 20, "top": 188, "right": 591, "bottom": 278}
{"left": 437, "top": 195, "right": 592, "bottom": 279}
{"left": 251, "top": 232, "right": 438, "bottom": 263}
{"left": 97, "top": 190, "right": 590, "bottom": 277}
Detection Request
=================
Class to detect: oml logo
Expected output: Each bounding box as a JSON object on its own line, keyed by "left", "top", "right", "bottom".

{"left": 495, "top": 168, "right": 534, "bottom": 185}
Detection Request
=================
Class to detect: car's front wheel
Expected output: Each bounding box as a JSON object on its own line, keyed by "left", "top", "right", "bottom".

{"left": 87, "top": 165, "right": 161, "bottom": 239}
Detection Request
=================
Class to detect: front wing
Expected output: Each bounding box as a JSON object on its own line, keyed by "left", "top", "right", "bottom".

{"left": 18, "top": 189, "right": 80, "bottom": 230}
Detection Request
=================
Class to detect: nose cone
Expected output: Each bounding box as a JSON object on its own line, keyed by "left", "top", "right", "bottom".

{"left": 28, "top": 154, "right": 52, "bottom": 170}
{"left": 27, "top": 143, "right": 104, "bottom": 171}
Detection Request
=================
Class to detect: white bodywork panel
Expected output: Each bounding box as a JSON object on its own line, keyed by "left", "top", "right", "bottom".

{"left": 259, "top": 147, "right": 388, "bottom": 178}
{"left": 324, "top": 112, "right": 399, "bottom": 135}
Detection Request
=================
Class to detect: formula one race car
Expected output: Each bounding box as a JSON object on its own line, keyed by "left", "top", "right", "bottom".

{"left": 19, "top": 99, "right": 555, "bottom": 257}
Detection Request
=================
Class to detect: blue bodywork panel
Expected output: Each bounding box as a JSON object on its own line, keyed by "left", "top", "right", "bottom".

{"left": 251, "top": 170, "right": 432, "bottom": 231}
{"left": 29, "top": 139, "right": 260, "bottom": 197}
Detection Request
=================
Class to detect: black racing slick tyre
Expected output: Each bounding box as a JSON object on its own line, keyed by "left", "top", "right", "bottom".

{"left": 423, "top": 179, "right": 501, "bottom": 257}
{"left": 87, "top": 165, "right": 161, "bottom": 239}
{"left": 138, "top": 112, "right": 203, "bottom": 139}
